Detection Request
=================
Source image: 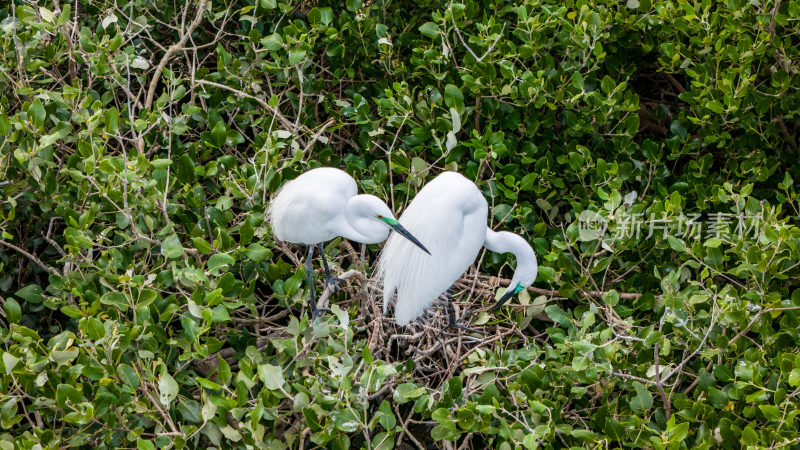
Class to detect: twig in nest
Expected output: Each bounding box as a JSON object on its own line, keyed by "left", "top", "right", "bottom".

{"left": 316, "top": 269, "right": 366, "bottom": 310}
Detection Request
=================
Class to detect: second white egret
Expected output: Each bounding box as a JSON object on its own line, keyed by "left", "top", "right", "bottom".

{"left": 377, "top": 171, "right": 538, "bottom": 327}
{"left": 268, "top": 167, "right": 430, "bottom": 318}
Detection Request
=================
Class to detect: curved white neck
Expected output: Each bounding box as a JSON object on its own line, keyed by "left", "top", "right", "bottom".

{"left": 484, "top": 229, "right": 538, "bottom": 287}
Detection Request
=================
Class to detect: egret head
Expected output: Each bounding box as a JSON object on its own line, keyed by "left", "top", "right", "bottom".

{"left": 490, "top": 267, "right": 537, "bottom": 313}
{"left": 349, "top": 195, "right": 431, "bottom": 254}
{"left": 486, "top": 235, "right": 538, "bottom": 313}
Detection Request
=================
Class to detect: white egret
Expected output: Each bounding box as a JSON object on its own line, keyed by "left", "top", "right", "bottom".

{"left": 268, "top": 167, "right": 430, "bottom": 318}
{"left": 377, "top": 171, "right": 538, "bottom": 327}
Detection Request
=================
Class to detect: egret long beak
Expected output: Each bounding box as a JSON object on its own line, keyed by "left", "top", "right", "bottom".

{"left": 388, "top": 222, "right": 431, "bottom": 255}
{"left": 489, "top": 283, "right": 523, "bottom": 312}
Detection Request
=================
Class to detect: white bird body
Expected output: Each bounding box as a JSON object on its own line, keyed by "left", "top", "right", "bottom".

{"left": 378, "top": 171, "right": 538, "bottom": 326}
{"left": 268, "top": 167, "right": 430, "bottom": 318}
{"left": 269, "top": 168, "right": 355, "bottom": 244}
{"left": 269, "top": 167, "right": 386, "bottom": 245}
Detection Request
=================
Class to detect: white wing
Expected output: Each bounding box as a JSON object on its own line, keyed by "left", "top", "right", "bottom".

{"left": 377, "top": 172, "right": 487, "bottom": 326}
{"left": 267, "top": 168, "right": 357, "bottom": 244}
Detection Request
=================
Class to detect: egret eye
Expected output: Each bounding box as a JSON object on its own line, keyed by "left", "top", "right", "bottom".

{"left": 377, "top": 214, "right": 384, "bottom": 219}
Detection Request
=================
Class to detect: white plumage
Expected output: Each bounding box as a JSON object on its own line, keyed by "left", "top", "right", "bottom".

{"left": 269, "top": 167, "right": 360, "bottom": 245}
{"left": 377, "top": 171, "right": 538, "bottom": 326}
{"left": 268, "top": 167, "right": 430, "bottom": 318}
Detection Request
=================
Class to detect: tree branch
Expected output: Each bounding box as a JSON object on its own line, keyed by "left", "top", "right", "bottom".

{"left": 191, "top": 78, "right": 309, "bottom": 147}
{"left": 0, "top": 240, "right": 60, "bottom": 276}
{"left": 138, "top": 0, "right": 208, "bottom": 151}
{"left": 449, "top": 0, "right": 505, "bottom": 63}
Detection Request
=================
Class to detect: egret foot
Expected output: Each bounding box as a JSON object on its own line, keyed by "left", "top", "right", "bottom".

{"left": 444, "top": 298, "right": 485, "bottom": 335}
{"left": 325, "top": 276, "right": 345, "bottom": 294}
{"left": 311, "top": 306, "right": 331, "bottom": 321}
{"left": 446, "top": 317, "right": 486, "bottom": 335}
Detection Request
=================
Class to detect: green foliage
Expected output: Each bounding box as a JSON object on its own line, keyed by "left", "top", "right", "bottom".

{"left": 1, "top": 0, "right": 800, "bottom": 448}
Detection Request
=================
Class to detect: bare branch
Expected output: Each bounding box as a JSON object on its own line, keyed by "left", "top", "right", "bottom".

{"left": 449, "top": 0, "right": 506, "bottom": 63}
{"left": 138, "top": 0, "right": 208, "bottom": 151}
{"left": 191, "top": 78, "right": 308, "bottom": 147}
{"left": 0, "top": 240, "right": 60, "bottom": 276}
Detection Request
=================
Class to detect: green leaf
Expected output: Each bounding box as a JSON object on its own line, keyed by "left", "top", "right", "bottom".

{"left": 209, "top": 305, "right": 230, "bottom": 323}
{"left": 667, "top": 235, "right": 686, "bottom": 252}
{"left": 3, "top": 297, "right": 21, "bottom": 323}
{"left": 158, "top": 371, "right": 179, "bottom": 406}
{"left": 51, "top": 348, "right": 79, "bottom": 365}
{"left": 759, "top": 404, "right": 781, "bottom": 422}
{"left": 418, "top": 22, "right": 440, "bottom": 38}
{"left": 151, "top": 158, "right": 172, "bottom": 169}
{"left": 40, "top": 122, "right": 73, "bottom": 147}
{"left": 332, "top": 409, "right": 360, "bottom": 432}
{"left": 208, "top": 253, "right": 235, "bottom": 275}
{"left": 630, "top": 382, "right": 653, "bottom": 411}
{"left": 571, "top": 72, "right": 584, "bottom": 90}
{"left": 3, "top": 353, "right": 20, "bottom": 375}
{"left": 669, "top": 422, "right": 689, "bottom": 442}
{"left": 28, "top": 100, "right": 45, "bottom": 128}
{"left": 604, "top": 417, "right": 625, "bottom": 442}
{"left": 444, "top": 84, "right": 464, "bottom": 113}
{"left": 105, "top": 107, "right": 119, "bottom": 134}
{"left": 84, "top": 317, "right": 105, "bottom": 340}
{"left": 245, "top": 243, "right": 271, "bottom": 262}
{"left": 378, "top": 401, "right": 396, "bottom": 430}
{"left": 174, "top": 153, "right": 196, "bottom": 184}
{"left": 210, "top": 121, "right": 226, "bottom": 148}
{"left": 706, "top": 100, "right": 724, "bottom": 114}
{"left": 239, "top": 219, "right": 254, "bottom": 245}
{"left": 261, "top": 33, "right": 283, "bottom": 50}
{"left": 545, "top": 305, "right": 570, "bottom": 327}
{"left": 60, "top": 306, "right": 82, "bottom": 319}
{"left": 703, "top": 246, "right": 723, "bottom": 270}
{"left": 192, "top": 237, "right": 212, "bottom": 254}
{"left": 196, "top": 377, "right": 222, "bottom": 390}
{"left": 258, "top": 364, "right": 285, "bottom": 390}
{"left": 218, "top": 356, "right": 231, "bottom": 385}
{"left": 117, "top": 364, "right": 140, "bottom": 388}
{"left": 100, "top": 292, "right": 129, "bottom": 311}
{"left": 161, "top": 234, "right": 184, "bottom": 259}
{"left": 288, "top": 50, "right": 307, "bottom": 66}
{"left": 137, "top": 439, "right": 155, "bottom": 450}
{"left": 789, "top": 368, "right": 800, "bottom": 387}
{"left": 601, "top": 75, "right": 615, "bottom": 94}
{"left": 741, "top": 426, "right": 758, "bottom": 446}
{"left": 15, "top": 284, "right": 43, "bottom": 304}
{"left": 643, "top": 331, "right": 662, "bottom": 347}
{"left": 393, "top": 383, "right": 425, "bottom": 404}
{"left": 138, "top": 288, "right": 157, "bottom": 307}
{"left": 308, "top": 7, "right": 333, "bottom": 26}
{"left": 56, "top": 384, "right": 82, "bottom": 409}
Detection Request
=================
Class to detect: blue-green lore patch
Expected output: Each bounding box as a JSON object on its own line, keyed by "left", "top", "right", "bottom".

{"left": 379, "top": 216, "right": 399, "bottom": 226}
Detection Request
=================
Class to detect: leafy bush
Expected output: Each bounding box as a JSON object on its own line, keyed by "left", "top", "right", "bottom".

{"left": 1, "top": 0, "right": 800, "bottom": 448}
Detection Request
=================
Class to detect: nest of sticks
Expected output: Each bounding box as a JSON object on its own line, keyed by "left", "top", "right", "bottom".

{"left": 198, "top": 239, "right": 631, "bottom": 389}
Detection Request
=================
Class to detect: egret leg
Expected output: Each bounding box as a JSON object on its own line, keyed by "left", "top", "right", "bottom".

{"left": 444, "top": 288, "right": 485, "bottom": 335}
{"left": 305, "top": 245, "right": 329, "bottom": 320}
{"left": 317, "top": 243, "right": 343, "bottom": 293}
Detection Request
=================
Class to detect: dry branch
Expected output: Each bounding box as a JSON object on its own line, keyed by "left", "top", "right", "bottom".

{"left": 138, "top": 0, "right": 208, "bottom": 152}
{"left": 0, "top": 240, "right": 60, "bottom": 276}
